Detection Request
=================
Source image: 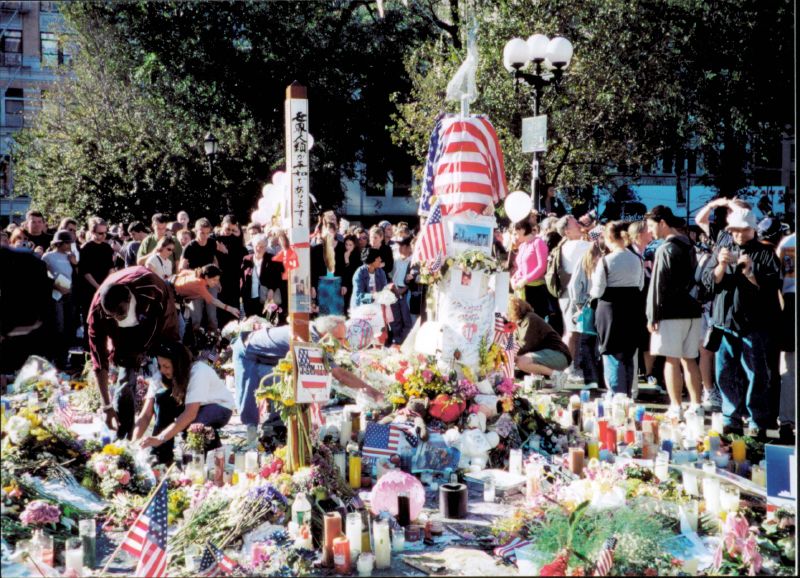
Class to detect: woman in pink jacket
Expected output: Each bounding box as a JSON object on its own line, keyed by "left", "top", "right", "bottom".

{"left": 510, "top": 220, "right": 552, "bottom": 319}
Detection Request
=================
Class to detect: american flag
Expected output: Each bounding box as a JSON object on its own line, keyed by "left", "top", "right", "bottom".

{"left": 362, "top": 422, "right": 413, "bottom": 460}
{"left": 412, "top": 199, "right": 446, "bottom": 265}
{"left": 199, "top": 541, "right": 238, "bottom": 576}
{"left": 55, "top": 394, "right": 74, "bottom": 429}
{"left": 429, "top": 252, "right": 444, "bottom": 274}
{"left": 121, "top": 482, "right": 168, "bottom": 578}
{"left": 493, "top": 536, "right": 532, "bottom": 561}
{"left": 419, "top": 114, "right": 445, "bottom": 215}
{"left": 433, "top": 116, "right": 508, "bottom": 216}
{"left": 493, "top": 314, "right": 519, "bottom": 379}
{"left": 296, "top": 347, "right": 326, "bottom": 388}
{"left": 593, "top": 537, "right": 617, "bottom": 576}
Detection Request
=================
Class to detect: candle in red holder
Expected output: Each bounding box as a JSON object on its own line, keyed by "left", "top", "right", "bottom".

{"left": 604, "top": 426, "right": 617, "bottom": 453}
{"left": 323, "top": 512, "right": 342, "bottom": 566}
{"left": 625, "top": 426, "right": 635, "bottom": 445}
{"left": 333, "top": 535, "right": 351, "bottom": 573}
{"left": 598, "top": 419, "right": 609, "bottom": 447}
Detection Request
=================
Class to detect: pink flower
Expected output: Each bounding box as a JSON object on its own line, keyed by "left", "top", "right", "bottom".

{"left": 116, "top": 470, "right": 131, "bottom": 486}
{"left": 422, "top": 370, "right": 433, "bottom": 383}
{"left": 94, "top": 461, "right": 108, "bottom": 476}
{"left": 19, "top": 500, "right": 61, "bottom": 526}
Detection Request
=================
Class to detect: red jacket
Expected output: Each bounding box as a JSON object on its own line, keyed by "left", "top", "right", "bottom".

{"left": 87, "top": 266, "right": 179, "bottom": 371}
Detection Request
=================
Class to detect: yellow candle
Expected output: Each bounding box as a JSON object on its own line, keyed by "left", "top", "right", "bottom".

{"left": 587, "top": 440, "right": 600, "bottom": 460}
{"left": 349, "top": 454, "right": 362, "bottom": 489}
{"left": 731, "top": 439, "right": 746, "bottom": 462}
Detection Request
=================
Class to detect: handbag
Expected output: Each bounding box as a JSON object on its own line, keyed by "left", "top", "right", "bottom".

{"left": 575, "top": 306, "right": 598, "bottom": 336}
{"left": 703, "top": 325, "right": 723, "bottom": 352}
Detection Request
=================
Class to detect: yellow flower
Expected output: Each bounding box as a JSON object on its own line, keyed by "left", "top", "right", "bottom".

{"left": 389, "top": 395, "right": 407, "bottom": 405}
{"left": 70, "top": 380, "right": 88, "bottom": 391}
{"left": 102, "top": 444, "right": 124, "bottom": 456}
{"left": 274, "top": 446, "right": 287, "bottom": 460}
{"left": 277, "top": 360, "right": 293, "bottom": 373}
{"left": 282, "top": 397, "right": 295, "bottom": 408}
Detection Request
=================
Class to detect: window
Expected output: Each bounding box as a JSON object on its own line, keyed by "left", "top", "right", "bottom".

{"left": 1, "top": 29, "right": 22, "bottom": 67}
{"left": 4, "top": 88, "right": 24, "bottom": 128}
{"left": 41, "top": 32, "right": 59, "bottom": 67}
{"left": 39, "top": 1, "right": 59, "bottom": 12}
{"left": 0, "top": 156, "right": 10, "bottom": 198}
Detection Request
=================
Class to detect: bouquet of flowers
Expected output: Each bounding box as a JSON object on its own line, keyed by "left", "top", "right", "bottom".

{"left": 19, "top": 500, "right": 60, "bottom": 527}
{"left": 713, "top": 513, "right": 763, "bottom": 576}
{"left": 185, "top": 423, "right": 216, "bottom": 453}
{"left": 249, "top": 529, "right": 316, "bottom": 576}
{"left": 419, "top": 250, "right": 502, "bottom": 284}
{"left": 85, "top": 443, "right": 150, "bottom": 498}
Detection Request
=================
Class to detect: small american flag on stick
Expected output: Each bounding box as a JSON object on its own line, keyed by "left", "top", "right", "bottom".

{"left": 363, "top": 422, "right": 407, "bottom": 460}
{"left": 199, "top": 541, "right": 239, "bottom": 576}
{"left": 120, "top": 482, "right": 168, "bottom": 577}
{"left": 593, "top": 536, "right": 617, "bottom": 576}
{"left": 55, "top": 394, "right": 74, "bottom": 429}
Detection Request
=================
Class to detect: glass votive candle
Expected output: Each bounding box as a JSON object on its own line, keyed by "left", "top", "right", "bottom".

{"left": 508, "top": 449, "right": 523, "bottom": 476}
{"left": 64, "top": 538, "right": 84, "bottom": 574}
{"left": 79, "top": 518, "right": 96, "bottom": 568}
{"left": 392, "top": 529, "right": 405, "bottom": 552}
{"left": 751, "top": 464, "right": 766, "bottom": 487}
{"left": 712, "top": 451, "right": 730, "bottom": 469}
{"left": 719, "top": 485, "right": 740, "bottom": 513}
{"left": 483, "top": 475, "right": 496, "bottom": 503}
{"left": 654, "top": 451, "right": 670, "bottom": 481}
{"left": 680, "top": 500, "right": 699, "bottom": 532}
{"left": 703, "top": 477, "right": 721, "bottom": 515}
{"left": 711, "top": 412, "right": 725, "bottom": 434}
{"left": 702, "top": 460, "right": 717, "bottom": 475}
{"left": 682, "top": 468, "right": 699, "bottom": 496}
{"left": 357, "top": 552, "right": 375, "bottom": 577}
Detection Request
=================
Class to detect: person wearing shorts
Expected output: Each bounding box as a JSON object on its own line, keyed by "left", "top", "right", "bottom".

{"left": 646, "top": 206, "right": 704, "bottom": 419}
{"left": 509, "top": 296, "right": 572, "bottom": 389}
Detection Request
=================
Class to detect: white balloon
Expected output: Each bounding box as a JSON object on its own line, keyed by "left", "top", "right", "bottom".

{"left": 307, "top": 134, "right": 315, "bottom": 151}
{"left": 504, "top": 191, "right": 533, "bottom": 223}
{"left": 262, "top": 183, "right": 275, "bottom": 198}
{"left": 251, "top": 210, "right": 266, "bottom": 225}
{"left": 257, "top": 197, "right": 270, "bottom": 212}
{"left": 271, "top": 171, "right": 286, "bottom": 188}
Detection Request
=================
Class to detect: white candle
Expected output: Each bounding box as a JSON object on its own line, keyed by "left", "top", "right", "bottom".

{"left": 680, "top": 501, "right": 699, "bottom": 532}
{"left": 711, "top": 413, "right": 725, "bottom": 434}
{"left": 245, "top": 450, "right": 259, "bottom": 473}
{"left": 340, "top": 412, "right": 353, "bottom": 446}
{"left": 373, "top": 519, "right": 392, "bottom": 569}
{"left": 65, "top": 545, "right": 84, "bottom": 573}
{"left": 392, "top": 530, "right": 405, "bottom": 552}
{"left": 751, "top": 464, "right": 766, "bottom": 487}
{"left": 703, "top": 477, "right": 721, "bottom": 515}
{"left": 682, "top": 469, "right": 699, "bottom": 496}
{"left": 655, "top": 451, "right": 670, "bottom": 481}
{"left": 346, "top": 513, "right": 362, "bottom": 560}
{"left": 702, "top": 460, "right": 716, "bottom": 475}
{"left": 334, "top": 451, "right": 347, "bottom": 481}
{"left": 357, "top": 553, "right": 375, "bottom": 577}
{"left": 509, "top": 449, "right": 523, "bottom": 476}
{"left": 719, "top": 485, "right": 740, "bottom": 513}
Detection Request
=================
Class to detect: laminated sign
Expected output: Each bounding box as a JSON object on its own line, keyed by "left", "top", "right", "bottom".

{"left": 292, "top": 342, "right": 331, "bottom": 403}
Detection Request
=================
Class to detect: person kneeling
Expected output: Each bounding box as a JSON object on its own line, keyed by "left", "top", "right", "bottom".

{"left": 509, "top": 296, "right": 572, "bottom": 389}
{"left": 134, "top": 341, "right": 235, "bottom": 464}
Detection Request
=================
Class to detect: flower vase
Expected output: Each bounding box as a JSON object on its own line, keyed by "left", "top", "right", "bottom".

{"left": 188, "top": 452, "right": 206, "bottom": 485}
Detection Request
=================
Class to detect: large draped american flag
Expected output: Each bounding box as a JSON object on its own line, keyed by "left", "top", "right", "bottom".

{"left": 419, "top": 114, "right": 508, "bottom": 218}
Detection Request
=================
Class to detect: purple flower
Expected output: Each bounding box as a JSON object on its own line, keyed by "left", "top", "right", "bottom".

{"left": 20, "top": 500, "right": 61, "bottom": 526}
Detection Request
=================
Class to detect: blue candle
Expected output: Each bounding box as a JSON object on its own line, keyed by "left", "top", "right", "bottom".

{"left": 635, "top": 405, "right": 646, "bottom": 423}
{"left": 597, "top": 402, "right": 604, "bottom": 418}
{"left": 580, "top": 390, "right": 591, "bottom": 404}
{"left": 661, "top": 439, "right": 673, "bottom": 458}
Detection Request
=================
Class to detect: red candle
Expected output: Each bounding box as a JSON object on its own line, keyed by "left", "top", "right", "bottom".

{"left": 598, "top": 419, "right": 609, "bottom": 446}
{"left": 625, "top": 427, "right": 635, "bottom": 445}
{"left": 604, "top": 426, "right": 617, "bottom": 454}
{"left": 333, "top": 535, "right": 351, "bottom": 573}
{"left": 323, "top": 512, "right": 342, "bottom": 566}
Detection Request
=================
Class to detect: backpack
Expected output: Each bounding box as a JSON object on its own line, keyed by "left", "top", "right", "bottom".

{"left": 545, "top": 238, "right": 570, "bottom": 298}
{"left": 691, "top": 247, "right": 715, "bottom": 304}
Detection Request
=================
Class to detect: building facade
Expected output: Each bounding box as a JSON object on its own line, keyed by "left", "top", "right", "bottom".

{"left": 1, "top": 0, "right": 71, "bottom": 224}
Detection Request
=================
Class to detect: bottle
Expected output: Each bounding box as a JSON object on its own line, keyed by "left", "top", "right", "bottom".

{"left": 292, "top": 492, "right": 312, "bottom": 526}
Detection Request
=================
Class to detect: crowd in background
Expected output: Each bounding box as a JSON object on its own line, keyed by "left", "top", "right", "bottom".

{"left": 0, "top": 191, "right": 795, "bottom": 444}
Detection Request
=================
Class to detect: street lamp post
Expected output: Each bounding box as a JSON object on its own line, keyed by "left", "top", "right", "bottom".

{"left": 503, "top": 34, "right": 573, "bottom": 211}
{"left": 203, "top": 131, "right": 228, "bottom": 213}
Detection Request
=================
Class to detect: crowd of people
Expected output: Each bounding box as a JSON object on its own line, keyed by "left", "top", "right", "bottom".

{"left": 0, "top": 192, "right": 795, "bottom": 454}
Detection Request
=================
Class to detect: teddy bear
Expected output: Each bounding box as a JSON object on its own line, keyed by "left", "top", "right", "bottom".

{"left": 379, "top": 396, "right": 429, "bottom": 442}
{"left": 444, "top": 413, "right": 500, "bottom": 470}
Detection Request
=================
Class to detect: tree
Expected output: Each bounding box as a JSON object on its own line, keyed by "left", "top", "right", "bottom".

{"left": 13, "top": 0, "right": 442, "bottom": 223}
{"left": 390, "top": 0, "right": 794, "bottom": 204}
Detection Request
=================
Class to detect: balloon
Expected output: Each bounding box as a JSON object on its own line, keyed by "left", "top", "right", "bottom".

{"left": 504, "top": 191, "right": 533, "bottom": 223}
{"left": 257, "top": 197, "right": 270, "bottom": 212}
{"left": 261, "top": 183, "right": 275, "bottom": 198}
{"left": 307, "top": 134, "right": 315, "bottom": 151}
{"left": 271, "top": 171, "right": 286, "bottom": 188}
{"left": 346, "top": 318, "right": 374, "bottom": 350}
{"left": 251, "top": 210, "right": 266, "bottom": 226}
{"left": 370, "top": 471, "right": 425, "bottom": 519}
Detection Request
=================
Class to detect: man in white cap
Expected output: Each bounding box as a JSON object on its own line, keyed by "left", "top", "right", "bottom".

{"left": 702, "top": 207, "right": 782, "bottom": 438}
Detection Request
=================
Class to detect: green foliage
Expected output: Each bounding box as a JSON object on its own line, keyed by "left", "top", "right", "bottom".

{"left": 13, "top": 0, "right": 440, "bottom": 222}
{"left": 391, "top": 0, "right": 794, "bottom": 202}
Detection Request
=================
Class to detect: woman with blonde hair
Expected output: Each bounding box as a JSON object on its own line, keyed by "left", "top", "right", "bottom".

{"left": 590, "top": 221, "right": 645, "bottom": 395}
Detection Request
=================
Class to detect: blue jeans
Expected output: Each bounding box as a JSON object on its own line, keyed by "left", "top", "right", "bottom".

{"left": 603, "top": 351, "right": 635, "bottom": 396}
{"left": 231, "top": 327, "right": 291, "bottom": 427}
{"left": 716, "top": 328, "right": 774, "bottom": 430}
{"left": 575, "top": 333, "right": 603, "bottom": 386}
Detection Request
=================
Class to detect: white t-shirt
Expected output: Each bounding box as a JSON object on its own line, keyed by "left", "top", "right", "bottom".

{"left": 368, "top": 273, "right": 376, "bottom": 292}
{"left": 147, "top": 361, "right": 235, "bottom": 410}
{"left": 145, "top": 253, "right": 173, "bottom": 280}
{"left": 561, "top": 240, "right": 592, "bottom": 275}
{"left": 251, "top": 257, "right": 263, "bottom": 299}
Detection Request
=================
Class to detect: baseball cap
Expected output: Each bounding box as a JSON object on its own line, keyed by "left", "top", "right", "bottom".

{"left": 51, "top": 230, "right": 74, "bottom": 246}
{"left": 588, "top": 225, "right": 604, "bottom": 244}
{"left": 725, "top": 208, "right": 757, "bottom": 230}
{"left": 756, "top": 217, "right": 787, "bottom": 243}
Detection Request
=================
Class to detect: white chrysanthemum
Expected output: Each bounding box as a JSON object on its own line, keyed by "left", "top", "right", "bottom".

{"left": 6, "top": 416, "right": 31, "bottom": 445}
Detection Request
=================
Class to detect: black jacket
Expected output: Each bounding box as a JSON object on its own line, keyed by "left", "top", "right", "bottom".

{"left": 702, "top": 239, "right": 782, "bottom": 334}
{"left": 646, "top": 234, "right": 702, "bottom": 323}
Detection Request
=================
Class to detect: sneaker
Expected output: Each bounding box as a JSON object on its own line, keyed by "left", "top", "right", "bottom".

{"left": 685, "top": 403, "right": 704, "bottom": 418}
{"left": 646, "top": 375, "right": 658, "bottom": 386}
{"left": 549, "top": 370, "right": 569, "bottom": 391}
{"left": 564, "top": 367, "right": 584, "bottom": 383}
{"left": 702, "top": 387, "right": 723, "bottom": 412}
{"left": 665, "top": 404, "right": 683, "bottom": 421}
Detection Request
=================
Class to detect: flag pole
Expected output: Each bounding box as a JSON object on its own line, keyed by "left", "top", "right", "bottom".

{"left": 100, "top": 463, "right": 175, "bottom": 575}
